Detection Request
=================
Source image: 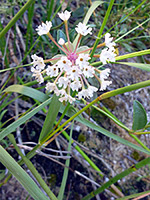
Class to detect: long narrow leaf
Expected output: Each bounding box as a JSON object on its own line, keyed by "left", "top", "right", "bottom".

{"left": 0, "top": 145, "right": 50, "bottom": 200}
{"left": 3, "top": 84, "right": 49, "bottom": 102}
{"left": 57, "top": 123, "right": 73, "bottom": 200}
{"left": 77, "top": 117, "right": 150, "bottom": 155}
{"left": 0, "top": 98, "right": 51, "bottom": 140}
{"left": 0, "top": 0, "right": 35, "bottom": 38}
{"left": 117, "top": 190, "right": 150, "bottom": 200}
{"left": 82, "top": 157, "right": 150, "bottom": 200}
{"left": 115, "top": 62, "right": 150, "bottom": 72}
{"left": 60, "top": 105, "right": 150, "bottom": 155}
{"left": 8, "top": 134, "right": 58, "bottom": 200}
{"left": 39, "top": 95, "right": 61, "bottom": 142}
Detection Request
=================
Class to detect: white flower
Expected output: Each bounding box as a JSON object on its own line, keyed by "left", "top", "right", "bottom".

{"left": 59, "top": 94, "right": 75, "bottom": 104}
{"left": 67, "top": 65, "right": 81, "bottom": 81}
{"left": 46, "top": 82, "right": 57, "bottom": 92}
{"left": 57, "top": 56, "right": 72, "bottom": 71}
{"left": 32, "top": 69, "right": 44, "bottom": 84}
{"left": 36, "top": 21, "right": 52, "bottom": 36}
{"left": 100, "top": 80, "right": 112, "bottom": 91}
{"left": 76, "top": 53, "right": 90, "bottom": 69}
{"left": 78, "top": 85, "right": 98, "bottom": 99}
{"left": 58, "top": 38, "right": 65, "bottom": 45}
{"left": 78, "top": 89, "right": 89, "bottom": 99}
{"left": 82, "top": 65, "right": 94, "bottom": 78}
{"left": 58, "top": 10, "right": 71, "bottom": 21}
{"left": 31, "top": 54, "right": 45, "bottom": 71}
{"left": 88, "top": 86, "right": 98, "bottom": 97}
{"left": 46, "top": 64, "right": 59, "bottom": 77}
{"left": 75, "top": 22, "right": 92, "bottom": 36}
{"left": 100, "top": 48, "right": 116, "bottom": 64}
{"left": 67, "top": 95, "right": 76, "bottom": 104}
{"left": 55, "top": 88, "right": 66, "bottom": 97}
{"left": 58, "top": 77, "right": 70, "bottom": 89}
{"left": 100, "top": 68, "right": 111, "bottom": 80}
{"left": 105, "top": 33, "right": 116, "bottom": 48}
{"left": 70, "top": 80, "right": 82, "bottom": 91}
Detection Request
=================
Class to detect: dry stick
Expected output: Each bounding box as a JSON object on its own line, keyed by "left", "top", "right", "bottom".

{"left": 9, "top": 144, "right": 101, "bottom": 187}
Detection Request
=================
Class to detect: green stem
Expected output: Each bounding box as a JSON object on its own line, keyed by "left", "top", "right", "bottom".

{"left": 129, "top": 133, "right": 150, "bottom": 152}
{"left": 91, "top": 104, "right": 130, "bottom": 132}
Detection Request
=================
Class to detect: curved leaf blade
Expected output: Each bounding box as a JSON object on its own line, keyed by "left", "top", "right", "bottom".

{"left": 0, "top": 146, "right": 50, "bottom": 200}
{"left": 132, "top": 100, "right": 147, "bottom": 131}
{"left": 0, "top": 98, "right": 51, "bottom": 140}
{"left": 115, "top": 62, "right": 150, "bottom": 72}
{"left": 39, "top": 95, "right": 61, "bottom": 142}
{"left": 3, "top": 84, "right": 49, "bottom": 102}
{"left": 62, "top": 105, "right": 150, "bottom": 155}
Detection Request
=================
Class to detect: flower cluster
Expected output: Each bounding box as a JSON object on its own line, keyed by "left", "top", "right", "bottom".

{"left": 31, "top": 10, "right": 116, "bottom": 104}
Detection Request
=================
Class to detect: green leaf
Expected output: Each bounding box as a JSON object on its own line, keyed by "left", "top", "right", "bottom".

{"left": 132, "top": 100, "right": 147, "bottom": 131}
{"left": 79, "top": 117, "right": 150, "bottom": 155}
{"left": 39, "top": 95, "right": 61, "bottom": 142}
{"left": 57, "top": 123, "right": 73, "bottom": 200}
{"left": 3, "top": 85, "right": 49, "bottom": 102}
{"left": 0, "top": 98, "right": 51, "bottom": 140}
{"left": 115, "top": 62, "right": 150, "bottom": 72}
{"left": 76, "top": 46, "right": 90, "bottom": 54}
{"left": 61, "top": 105, "right": 150, "bottom": 155}
{"left": 82, "top": 157, "right": 150, "bottom": 200}
{"left": 57, "top": 29, "right": 66, "bottom": 42}
{"left": 0, "top": 145, "right": 50, "bottom": 200}
{"left": 0, "top": 0, "right": 34, "bottom": 38}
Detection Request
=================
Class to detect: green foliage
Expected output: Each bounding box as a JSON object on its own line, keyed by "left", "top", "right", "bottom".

{"left": 39, "top": 95, "right": 61, "bottom": 142}
{"left": 0, "top": 145, "right": 51, "bottom": 200}
{"left": 132, "top": 100, "right": 147, "bottom": 131}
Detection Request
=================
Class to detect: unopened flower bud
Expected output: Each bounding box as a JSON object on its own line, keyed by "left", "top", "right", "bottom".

{"left": 58, "top": 38, "right": 65, "bottom": 45}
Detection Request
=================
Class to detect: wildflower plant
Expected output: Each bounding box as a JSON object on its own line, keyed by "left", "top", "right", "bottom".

{"left": 31, "top": 10, "right": 116, "bottom": 103}
{"left": 1, "top": 0, "right": 150, "bottom": 200}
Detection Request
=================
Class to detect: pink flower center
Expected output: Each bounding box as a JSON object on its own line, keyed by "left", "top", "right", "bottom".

{"left": 67, "top": 52, "right": 78, "bottom": 62}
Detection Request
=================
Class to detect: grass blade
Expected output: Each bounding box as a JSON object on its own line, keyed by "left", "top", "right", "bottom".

{"left": 0, "top": 0, "right": 35, "bottom": 38}
{"left": 0, "top": 98, "right": 51, "bottom": 140}
{"left": 90, "top": 0, "right": 115, "bottom": 58}
{"left": 0, "top": 145, "right": 50, "bottom": 200}
{"left": 57, "top": 122, "right": 73, "bottom": 200}
{"left": 115, "top": 62, "right": 150, "bottom": 72}
{"left": 3, "top": 84, "right": 49, "bottom": 102}
{"left": 82, "top": 157, "right": 150, "bottom": 200}
{"left": 39, "top": 95, "right": 61, "bottom": 142}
